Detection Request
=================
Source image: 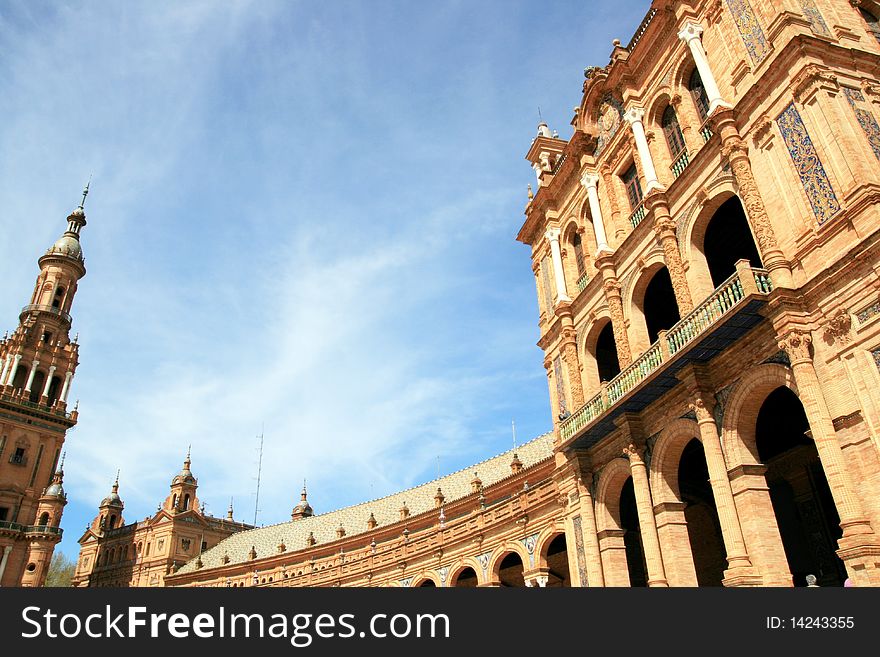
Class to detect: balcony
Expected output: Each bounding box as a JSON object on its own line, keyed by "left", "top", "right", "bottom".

{"left": 628, "top": 201, "right": 647, "bottom": 229}
{"left": 0, "top": 392, "right": 73, "bottom": 421}
{"left": 25, "top": 525, "right": 63, "bottom": 537}
{"left": 20, "top": 304, "right": 72, "bottom": 325}
{"left": 670, "top": 150, "right": 690, "bottom": 179}
{"left": 559, "top": 264, "right": 773, "bottom": 446}
{"left": 0, "top": 520, "right": 25, "bottom": 533}
{"left": 576, "top": 271, "right": 590, "bottom": 292}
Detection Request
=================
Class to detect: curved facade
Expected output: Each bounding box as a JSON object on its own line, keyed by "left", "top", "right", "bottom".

{"left": 165, "top": 0, "right": 880, "bottom": 587}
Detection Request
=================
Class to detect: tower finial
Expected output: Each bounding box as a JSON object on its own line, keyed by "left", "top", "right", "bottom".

{"left": 185, "top": 444, "right": 191, "bottom": 464}
{"left": 80, "top": 176, "right": 91, "bottom": 209}
{"left": 512, "top": 419, "right": 517, "bottom": 450}
{"left": 113, "top": 469, "right": 120, "bottom": 491}
{"left": 58, "top": 451, "right": 66, "bottom": 474}
{"left": 538, "top": 106, "right": 543, "bottom": 124}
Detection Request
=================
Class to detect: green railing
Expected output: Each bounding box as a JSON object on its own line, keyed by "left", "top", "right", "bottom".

{"left": 670, "top": 150, "right": 690, "bottom": 178}
{"left": 576, "top": 271, "right": 590, "bottom": 292}
{"left": 700, "top": 120, "right": 713, "bottom": 142}
{"left": 0, "top": 520, "right": 25, "bottom": 532}
{"left": 0, "top": 394, "right": 72, "bottom": 419}
{"left": 25, "top": 525, "right": 62, "bottom": 536}
{"left": 628, "top": 201, "right": 647, "bottom": 229}
{"left": 559, "top": 264, "right": 772, "bottom": 443}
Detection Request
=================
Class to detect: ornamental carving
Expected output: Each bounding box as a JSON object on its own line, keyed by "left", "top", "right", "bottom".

{"left": 721, "top": 136, "right": 749, "bottom": 159}
{"left": 822, "top": 308, "right": 852, "bottom": 345}
{"left": 777, "top": 330, "right": 813, "bottom": 363}
{"left": 791, "top": 65, "right": 838, "bottom": 103}
{"left": 622, "top": 442, "right": 645, "bottom": 464}
{"left": 655, "top": 229, "right": 694, "bottom": 314}
{"left": 728, "top": 156, "right": 780, "bottom": 254}
{"left": 689, "top": 395, "right": 716, "bottom": 422}
{"left": 752, "top": 115, "right": 774, "bottom": 144}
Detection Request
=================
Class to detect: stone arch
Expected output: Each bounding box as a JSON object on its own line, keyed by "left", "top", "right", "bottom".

{"left": 649, "top": 418, "right": 702, "bottom": 506}
{"left": 581, "top": 314, "right": 619, "bottom": 394}
{"left": 578, "top": 75, "right": 612, "bottom": 134}
{"left": 533, "top": 522, "right": 566, "bottom": 570}
{"left": 646, "top": 92, "right": 679, "bottom": 174}
{"left": 578, "top": 195, "right": 600, "bottom": 255}
{"left": 488, "top": 542, "right": 531, "bottom": 584}
{"left": 595, "top": 457, "right": 632, "bottom": 533}
{"left": 721, "top": 363, "right": 799, "bottom": 470}
{"left": 561, "top": 217, "right": 586, "bottom": 292}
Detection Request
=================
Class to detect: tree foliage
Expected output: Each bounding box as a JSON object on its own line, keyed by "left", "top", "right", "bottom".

{"left": 44, "top": 551, "right": 76, "bottom": 587}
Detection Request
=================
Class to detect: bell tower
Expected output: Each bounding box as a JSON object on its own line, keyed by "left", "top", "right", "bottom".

{"left": 163, "top": 449, "right": 199, "bottom": 513}
{"left": 0, "top": 186, "right": 89, "bottom": 586}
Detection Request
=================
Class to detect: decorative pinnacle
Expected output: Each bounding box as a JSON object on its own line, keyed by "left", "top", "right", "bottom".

{"left": 79, "top": 177, "right": 91, "bottom": 210}
{"left": 57, "top": 451, "right": 66, "bottom": 474}
{"left": 112, "top": 469, "right": 120, "bottom": 491}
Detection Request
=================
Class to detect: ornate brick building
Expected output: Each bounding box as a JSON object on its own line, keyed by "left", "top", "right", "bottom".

{"left": 0, "top": 192, "right": 88, "bottom": 586}
{"left": 70, "top": 452, "right": 253, "bottom": 587}
{"left": 138, "top": 0, "right": 880, "bottom": 588}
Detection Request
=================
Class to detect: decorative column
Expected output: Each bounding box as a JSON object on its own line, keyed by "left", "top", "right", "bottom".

{"left": 545, "top": 228, "right": 572, "bottom": 304}
{"left": 24, "top": 360, "right": 39, "bottom": 393}
{"left": 599, "top": 164, "right": 625, "bottom": 241}
{"left": 622, "top": 441, "right": 668, "bottom": 586}
{"left": 624, "top": 107, "right": 663, "bottom": 192}
{"left": 0, "top": 545, "right": 12, "bottom": 586}
{"left": 715, "top": 111, "right": 794, "bottom": 288}
{"left": 646, "top": 195, "right": 694, "bottom": 315}
{"left": 7, "top": 354, "right": 22, "bottom": 388}
{"left": 677, "top": 23, "right": 732, "bottom": 115}
{"left": 595, "top": 256, "right": 633, "bottom": 367}
{"left": 41, "top": 365, "right": 57, "bottom": 400}
{"left": 778, "top": 329, "right": 880, "bottom": 585}
{"left": 689, "top": 394, "right": 760, "bottom": 585}
{"left": 0, "top": 356, "right": 10, "bottom": 386}
{"left": 580, "top": 173, "right": 613, "bottom": 253}
{"left": 59, "top": 371, "right": 74, "bottom": 404}
{"left": 560, "top": 325, "right": 585, "bottom": 409}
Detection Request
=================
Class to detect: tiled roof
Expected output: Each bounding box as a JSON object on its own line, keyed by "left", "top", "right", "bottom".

{"left": 179, "top": 432, "right": 555, "bottom": 573}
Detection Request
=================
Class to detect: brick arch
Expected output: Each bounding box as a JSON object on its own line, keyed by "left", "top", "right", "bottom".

{"left": 681, "top": 186, "right": 742, "bottom": 303}
{"left": 721, "top": 363, "right": 799, "bottom": 470}
{"left": 624, "top": 255, "right": 669, "bottom": 355}
{"left": 534, "top": 522, "right": 567, "bottom": 570}
{"left": 595, "top": 457, "right": 633, "bottom": 532}
{"left": 581, "top": 313, "right": 615, "bottom": 393}
{"left": 412, "top": 571, "right": 441, "bottom": 587}
{"left": 649, "top": 418, "right": 701, "bottom": 506}
{"left": 561, "top": 216, "right": 586, "bottom": 292}
{"left": 487, "top": 542, "right": 531, "bottom": 581}
{"left": 646, "top": 91, "right": 674, "bottom": 130}
{"left": 448, "top": 558, "right": 484, "bottom": 586}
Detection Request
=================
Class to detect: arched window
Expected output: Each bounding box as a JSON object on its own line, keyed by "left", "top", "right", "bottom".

{"left": 183, "top": 494, "right": 191, "bottom": 510}
{"left": 861, "top": 8, "right": 880, "bottom": 42}
{"left": 572, "top": 231, "right": 586, "bottom": 275}
{"left": 689, "top": 68, "right": 710, "bottom": 123}
{"left": 622, "top": 163, "right": 642, "bottom": 210}
{"left": 39, "top": 512, "right": 50, "bottom": 526}
{"left": 662, "top": 105, "right": 686, "bottom": 158}
{"left": 109, "top": 514, "right": 117, "bottom": 528}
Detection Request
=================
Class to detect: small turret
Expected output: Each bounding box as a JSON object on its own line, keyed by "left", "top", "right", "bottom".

{"left": 93, "top": 471, "right": 124, "bottom": 532}
{"left": 290, "top": 480, "right": 314, "bottom": 521}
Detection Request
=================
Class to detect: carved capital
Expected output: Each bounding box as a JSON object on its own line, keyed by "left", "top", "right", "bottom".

{"left": 623, "top": 106, "right": 646, "bottom": 125}
{"left": 752, "top": 115, "right": 774, "bottom": 144}
{"left": 670, "top": 93, "right": 682, "bottom": 108}
{"left": 677, "top": 21, "right": 703, "bottom": 43}
{"left": 721, "top": 136, "right": 748, "bottom": 159}
{"left": 689, "top": 395, "right": 715, "bottom": 422}
{"left": 580, "top": 172, "right": 600, "bottom": 189}
{"left": 777, "top": 330, "right": 813, "bottom": 363}
{"left": 622, "top": 442, "right": 645, "bottom": 464}
{"left": 602, "top": 278, "right": 622, "bottom": 297}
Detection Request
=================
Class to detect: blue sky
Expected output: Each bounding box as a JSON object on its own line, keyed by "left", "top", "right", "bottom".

{"left": 0, "top": 0, "right": 648, "bottom": 559}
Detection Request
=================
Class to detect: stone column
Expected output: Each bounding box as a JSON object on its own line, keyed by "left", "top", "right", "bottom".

{"left": 60, "top": 371, "right": 74, "bottom": 404}
{"left": 0, "top": 545, "right": 12, "bottom": 586}
{"left": 7, "top": 354, "right": 22, "bottom": 388}
{"left": 647, "top": 194, "right": 694, "bottom": 315}
{"left": 690, "top": 394, "right": 761, "bottom": 585}
{"left": 677, "top": 22, "right": 732, "bottom": 115}
{"left": 580, "top": 173, "right": 613, "bottom": 253}
{"left": 622, "top": 441, "right": 668, "bottom": 586}
{"left": 715, "top": 111, "right": 794, "bottom": 288}
{"left": 778, "top": 329, "right": 880, "bottom": 585}
{"left": 41, "top": 365, "right": 57, "bottom": 400}
{"left": 0, "top": 356, "right": 11, "bottom": 386}
{"left": 595, "top": 255, "right": 633, "bottom": 367}
{"left": 624, "top": 107, "right": 663, "bottom": 192}
{"left": 545, "top": 228, "right": 572, "bottom": 303}
{"left": 24, "top": 361, "right": 39, "bottom": 393}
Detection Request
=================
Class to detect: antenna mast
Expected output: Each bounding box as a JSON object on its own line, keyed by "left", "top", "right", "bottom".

{"left": 253, "top": 430, "right": 264, "bottom": 526}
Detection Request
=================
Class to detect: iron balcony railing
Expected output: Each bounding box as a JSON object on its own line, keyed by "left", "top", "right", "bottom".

{"left": 700, "top": 119, "right": 714, "bottom": 143}
{"left": 670, "top": 150, "right": 690, "bottom": 179}
{"left": 0, "top": 393, "right": 73, "bottom": 419}
{"left": 559, "top": 265, "right": 772, "bottom": 443}
{"left": 25, "top": 525, "right": 62, "bottom": 536}
{"left": 576, "top": 271, "right": 590, "bottom": 292}
{"left": 0, "top": 520, "right": 25, "bottom": 532}
{"left": 628, "top": 201, "right": 647, "bottom": 229}
{"left": 20, "top": 304, "right": 72, "bottom": 324}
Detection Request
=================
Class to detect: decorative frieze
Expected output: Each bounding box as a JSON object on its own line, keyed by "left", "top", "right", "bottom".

{"left": 776, "top": 103, "right": 841, "bottom": 224}
{"left": 856, "top": 299, "right": 880, "bottom": 325}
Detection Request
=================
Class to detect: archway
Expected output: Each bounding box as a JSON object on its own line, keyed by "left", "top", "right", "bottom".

{"left": 497, "top": 553, "right": 526, "bottom": 587}
{"left": 702, "top": 196, "right": 762, "bottom": 288}
{"left": 544, "top": 534, "right": 571, "bottom": 587}
{"left": 679, "top": 440, "right": 726, "bottom": 586}
{"left": 417, "top": 579, "right": 437, "bottom": 588}
{"left": 642, "top": 267, "right": 680, "bottom": 343}
{"left": 452, "top": 567, "right": 478, "bottom": 588}
{"left": 756, "top": 387, "right": 845, "bottom": 586}
{"left": 620, "top": 478, "right": 648, "bottom": 587}
{"left": 595, "top": 322, "right": 620, "bottom": 382}
{"left": 29, "top": 371, "right": 46, "bottom": 403}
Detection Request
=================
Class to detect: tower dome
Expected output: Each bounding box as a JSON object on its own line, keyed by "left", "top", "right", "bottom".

{"left": 290, "top": 482, "right": 313, "bottom": 520}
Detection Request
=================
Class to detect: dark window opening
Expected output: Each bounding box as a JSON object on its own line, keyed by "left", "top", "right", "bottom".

{"left": 622, "top": 164, "right": 643, "bottom": 210}
{"left": 643, "top": 268, "right": 681, "bottom": 343}
{"left": 29, "top": 371, "right": 46, "bottom": 403}
{"left": 38, "top": 512, "right": 50, "bottom": 526}
{"left": 662, "top": 105, "right": 686, "bottom": 158}
{"left": 596, "top": 322, "right": 621, "bottom": 382}
{"left": 418, "top": 579, "right": 436, "bottom": 587}
{"left": 545, "top": 534, "right": 571, "bottom": 587}
{"left": 498, "top": 553, "right": 526, "bottom": 587}
{"left": 679, "top": 439, "right": 726, "bottom": 586}
{"left": 572, "top": 232, "right": 586, "bottom": 275}
{"left": 620, "top": 477, "right": 648, "bottom": 587}
{"left": 689, "top": 69, "right": 710, "bottom": 123}
{"left": 454, "top": 567, "right": 478, "bottom": 588}
{"left": 703, "top": 197, "right": 763, "bottom": 288}
{"left": 860, "top": 8, "right": 880, "bottom": 42}
{"left": 0, "top": 507, "right": 8, "bottom": 521}
{"left": 10, "top": 447, "right": 26, "bottom": 466}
